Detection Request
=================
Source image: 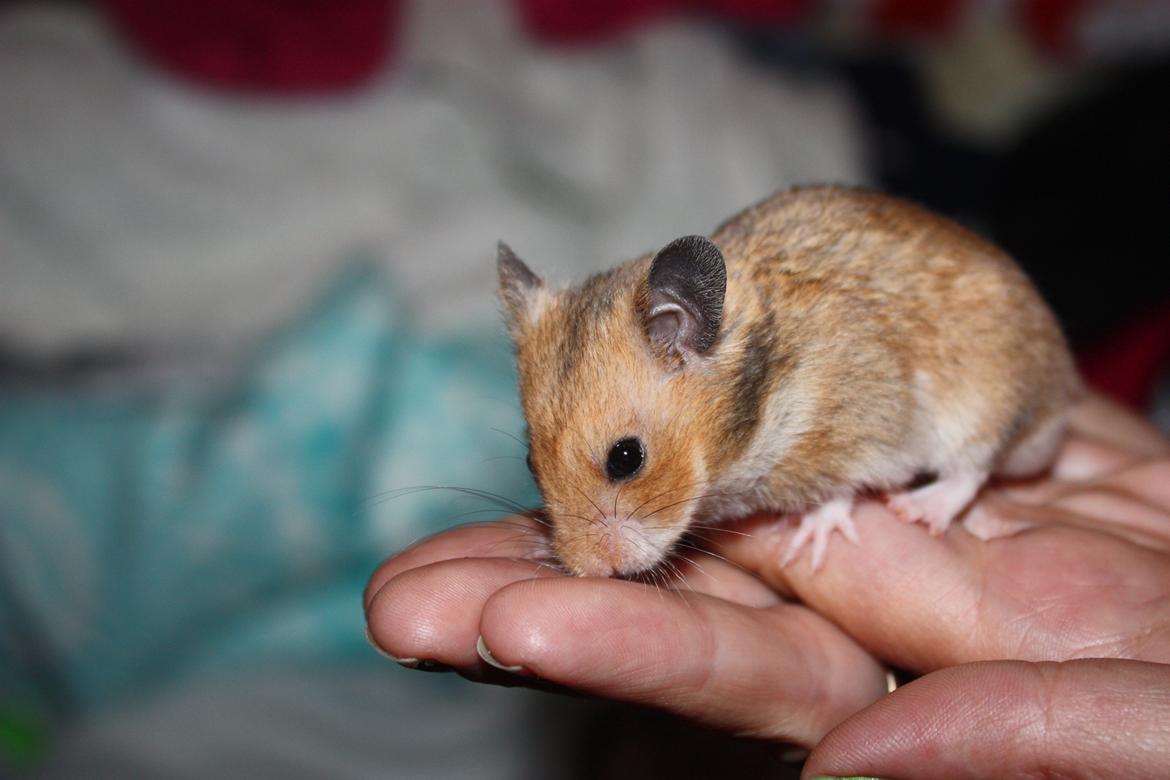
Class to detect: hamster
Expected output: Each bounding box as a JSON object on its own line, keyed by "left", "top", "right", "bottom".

{"left": 497, "top": 185, "right": 1080, "bottom": 577}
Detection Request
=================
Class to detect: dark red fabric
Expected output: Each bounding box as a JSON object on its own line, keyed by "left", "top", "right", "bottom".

{"left": 1020, "top": 0, "right": 1088, "bottom": 57}
{"left": 102, "top": 0, "right": 814, "bottom": 84}
{"left": 514, "top": 0, "right": 809, "bottom": 45}
{"left": 868, "top": 0, "right": 964, "bottom": 37}
{"left": 100, "top": 0, "right": 398, "bottom": 93}
{"left": 98, "top": 0, "right": 1100, "bottom": 92}
{"left": 514, "top": 0, "right": 675, "bottom": 44}
{"left": 1078, "top": 302, "right": 1170, "bottom": 409}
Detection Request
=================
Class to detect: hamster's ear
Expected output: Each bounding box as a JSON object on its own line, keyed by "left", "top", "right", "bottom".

{"left": 497, "top": 241, "right": 546, "bottom": 336}
{"left": 644, "top": 235, "right": 726, "bottom": 357}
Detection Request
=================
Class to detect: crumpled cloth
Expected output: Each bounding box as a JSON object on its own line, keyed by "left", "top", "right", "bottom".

{"left": 0, "top": 0, "right": 864, "bottom": 361}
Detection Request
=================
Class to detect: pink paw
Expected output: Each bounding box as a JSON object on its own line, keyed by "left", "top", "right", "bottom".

{"left": 782, "top": 497, "right": 860, "bottom": 570}
{"left": 885, "top": 472, "right": 985, "bottom": 537}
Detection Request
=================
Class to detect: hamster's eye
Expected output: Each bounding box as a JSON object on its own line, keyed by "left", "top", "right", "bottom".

{"left": 526, "top": 452, "right": 536, "bottom": 475}
{"left": 605, "top": 437, "right": 645, "bottom": 482}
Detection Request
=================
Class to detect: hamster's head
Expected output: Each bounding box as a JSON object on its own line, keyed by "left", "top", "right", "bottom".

{"left": 497, "top": 236, "right": 728, "bottom": 577}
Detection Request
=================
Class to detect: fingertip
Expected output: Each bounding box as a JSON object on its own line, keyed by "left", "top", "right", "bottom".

{"left": 476, "top": 579, "right": 554, "bottom": 672}
{"left": 366, "top": 556, "right": 560, "bottom": 669}
{"left": 364, "top": 555, "right": 408, "bottom": 614}
{"left": 364, "top": 561, "right": 463, "bottom": 665}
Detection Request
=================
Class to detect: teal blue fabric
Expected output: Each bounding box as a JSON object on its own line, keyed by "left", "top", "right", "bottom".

{"left": 0, "top": 265, "right": 538, "bottom": 716}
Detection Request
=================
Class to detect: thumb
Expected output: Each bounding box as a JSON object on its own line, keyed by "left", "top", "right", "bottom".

{"left": 804, "top": 659, "right": 1170, "bottom": 780}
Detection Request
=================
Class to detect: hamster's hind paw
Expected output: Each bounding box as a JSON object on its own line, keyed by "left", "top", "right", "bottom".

{"left": 886, "top": 471, "right": 985, "bottom": 536}
{"left": 781, "top": 497, "right": 859, "bottom": 570}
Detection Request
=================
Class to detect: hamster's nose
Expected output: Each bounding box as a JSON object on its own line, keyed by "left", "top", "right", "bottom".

{"left": 559, "top": 513, "right": 666, "bottom": 578}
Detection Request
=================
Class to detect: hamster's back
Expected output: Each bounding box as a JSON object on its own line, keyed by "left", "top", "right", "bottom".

{"left": 711, "top": 185, "right": 1078, "bottom": 482}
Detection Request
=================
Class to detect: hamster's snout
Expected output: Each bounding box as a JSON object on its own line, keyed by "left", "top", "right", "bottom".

{"left": 552, "top": 511, "right": 679, "bottom": 578}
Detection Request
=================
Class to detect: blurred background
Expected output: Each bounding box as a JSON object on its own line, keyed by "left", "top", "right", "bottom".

{"left": 1, "top": 0, "right": 1167, "bottom": 777}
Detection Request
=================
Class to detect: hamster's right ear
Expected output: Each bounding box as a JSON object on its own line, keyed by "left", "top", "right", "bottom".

{"left": 497, "top": 241, "right": 547, "bottom": 336}
{"left": 644, "top": 235, "right": 726, "bottom": 359}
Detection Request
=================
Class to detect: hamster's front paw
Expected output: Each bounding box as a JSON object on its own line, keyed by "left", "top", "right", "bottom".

{"left": 782, "top": 497, "right": 860, "bottom": 570}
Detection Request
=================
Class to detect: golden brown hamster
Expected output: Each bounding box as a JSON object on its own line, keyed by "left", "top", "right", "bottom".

{"left": 498, "top": 185, "right": 1079, "bottom": 576}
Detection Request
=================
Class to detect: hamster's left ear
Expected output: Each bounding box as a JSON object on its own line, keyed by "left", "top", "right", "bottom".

{"left": 498, "top": 241, "right": 546, "bottom": 336}
{"left": 644, "top": 235, "right": 726, "bottom": 358}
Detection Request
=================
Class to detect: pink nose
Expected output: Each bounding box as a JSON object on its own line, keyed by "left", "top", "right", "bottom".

{"left": 559, "top": 514, "right": 650, "bottom": 578}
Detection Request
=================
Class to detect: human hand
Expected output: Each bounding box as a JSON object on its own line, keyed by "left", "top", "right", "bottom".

{"left": 365, "top": 393, "right": 1170, "bottom": 772}
{"left": 363, "top": 513, "right": 891, "bottom": 748}
{"left": 711, "top": 391, "right": 1170, "bottom": 672}
{"left": 708, "top": 394, "right": 1170, "bottom": 777}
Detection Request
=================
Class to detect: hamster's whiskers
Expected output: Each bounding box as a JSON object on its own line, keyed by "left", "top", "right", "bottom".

{"left": 682, "top": 522, "right": 753, "bottom": 538}
{"left": 571, "top": 483, "right": 609, "bottom": 526}
{"left": 488, "top": 426, "right": 530, "bottom": 450}
{"left": 484, "top": 531, "right": 550, "bottom": 558}
{"left": 638, "top": 489, "right": 746, "bottom": 521}
{"left": 622, "top": 480, "right": 708, "bottom": 524}
{"left": 670, "top": 539, "right": 736, "bottom": 571}
{"left": 366, "top": 484, "right": 532, "bottom": 515}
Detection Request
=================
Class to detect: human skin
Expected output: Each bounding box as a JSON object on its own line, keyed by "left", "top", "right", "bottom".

{"left": 365, "top": 394, "right": 1170, "bottom": 778}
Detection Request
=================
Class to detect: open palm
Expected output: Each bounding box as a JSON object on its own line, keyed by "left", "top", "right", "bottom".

{"left": 713, "top": 400, "right": 1170, "bottom": 672}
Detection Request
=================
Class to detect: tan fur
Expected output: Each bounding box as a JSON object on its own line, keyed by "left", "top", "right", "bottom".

{"left": 504, "top": 185, "right": 1079, "bottom": 576}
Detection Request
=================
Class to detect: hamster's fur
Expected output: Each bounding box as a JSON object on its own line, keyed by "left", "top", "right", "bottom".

{"left": 499, "top": 186, "right": 1079, "bottom": 576}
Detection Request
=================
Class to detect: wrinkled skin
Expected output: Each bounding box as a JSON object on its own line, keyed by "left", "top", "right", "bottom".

{"left": 365, "top": 394, "right": 1170, "bottom": 779}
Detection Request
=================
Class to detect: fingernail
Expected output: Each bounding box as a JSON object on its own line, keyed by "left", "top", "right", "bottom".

{"left": 475, "top": 635, "right": 530, "bottom": 675}
{"left": 365, "top": 627, "right": 452, "bottom": 672}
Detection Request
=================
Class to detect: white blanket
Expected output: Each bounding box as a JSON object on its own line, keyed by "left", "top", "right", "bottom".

{"left": 0, "top": 0, "right": 863, "bottom": 360}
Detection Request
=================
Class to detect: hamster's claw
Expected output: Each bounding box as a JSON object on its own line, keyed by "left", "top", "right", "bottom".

{"left": 781, "top": 497, "right": 859, "bottom": 570}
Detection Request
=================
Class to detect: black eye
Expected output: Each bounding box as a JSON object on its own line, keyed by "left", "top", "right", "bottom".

{"left": 605, "top": 437, "right": 645, "bottom": 482}
{"left": 526, "top": 453, "right": 536, "bottom": 475}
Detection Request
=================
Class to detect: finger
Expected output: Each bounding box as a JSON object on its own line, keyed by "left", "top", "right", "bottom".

{"left": 706, "top": 503, "right": 1170, "bottom": 669}
{"left": 966, "top": 492, "right": 1170, "bottom": 553}
{"left": 477, "top": 577, "right": 888, "bottom": 747}
{"left": 1109, "top": 456, "right": 1170, "bottom": 508}
{"left": 664, "top": 547, "right": 784, "bottom": 608}
{"left": 1047, "top": 434, "right": 1147, "bottom": 481}
{"left": 367, "top": 545, "right": 783, "bottom": 668}
{"left": 367, "top": 556, "right": 563, "bottom": 668}
{"left": 983, "top": 456, "right": 1170, "bottom": 550}
{"left": 1068, "top": 392, "right": 1170, "bottom": 457}
{"left": 364, "top": 516, "right": 551, "bottom": 611}
{"left": 710, "top": 504, "right": 985, "bottom": 670}
{"left": 804, "top": 659, "right": 1170, "bottom": 780}
{"left": 1031, "top": 488, "right": 1170, "bottom": 551}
